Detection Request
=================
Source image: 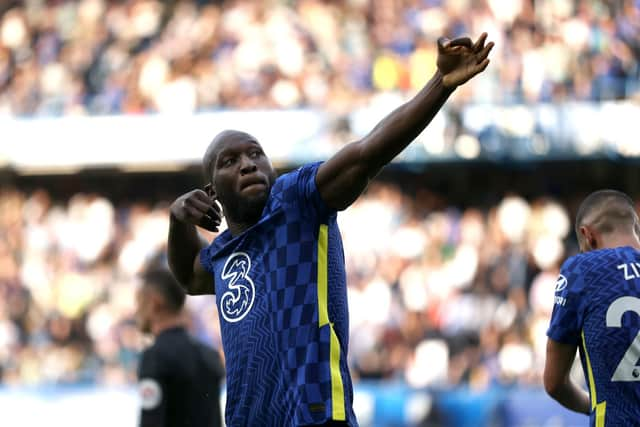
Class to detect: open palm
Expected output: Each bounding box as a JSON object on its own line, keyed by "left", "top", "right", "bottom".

{"left": 437, "top": 32, "right": 494, "bottom": 88}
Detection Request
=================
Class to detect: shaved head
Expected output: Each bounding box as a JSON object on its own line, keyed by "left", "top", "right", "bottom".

{"left": 203, "top": 130, "right": 259, "bottom": 184}
{"left": 575, "top": 190, "right": 639, "bottom": 251}
{"left": 201, "top": 129, "right": 276, "bottom": 229}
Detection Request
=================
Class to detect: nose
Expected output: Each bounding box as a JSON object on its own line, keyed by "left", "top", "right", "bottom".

{"left": 239, "top": 154, "right": 257, "bottom": 175}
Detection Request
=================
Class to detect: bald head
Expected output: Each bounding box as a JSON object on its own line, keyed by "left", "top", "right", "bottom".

{"left": 203, "top": 130, "right": 260, "bottom": 183}
{"left": 575, "top": 190, "right": 639, "bottom": 251}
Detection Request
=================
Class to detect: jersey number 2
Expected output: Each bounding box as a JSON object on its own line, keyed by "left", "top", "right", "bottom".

{"left": 606, "top": 296, "right": 640, "bottom": 381}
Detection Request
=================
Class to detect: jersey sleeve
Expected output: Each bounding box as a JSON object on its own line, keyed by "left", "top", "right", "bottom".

{"left": 278, "top": 162, "right": 335, "bottom": 221}
{"left": 199, "top": 245, "right": 215, "bottom": 276}
{"left": 138, "top": 348, "right": 167, "bottom": 427}
{"left": 547, "top": 256, "right": 588, "bottom": 345}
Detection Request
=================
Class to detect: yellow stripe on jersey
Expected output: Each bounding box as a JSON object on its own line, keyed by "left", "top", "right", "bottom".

{"left": 582, "top": 331, "right": 597, "bottom": 408}
{"left": 582, "top": 330, "right": 607, "bottom": 426}
{"left": 595, "top": 401, "right": 606, "bottom": 427}
{"left": 318, "top": 224, "right": 329, "bottom": 327}
{"left": 317, "top": 224, "right": 345, "bottom": 421}
{"left": 329, "top": 323, "right": 346, "bottom": 420}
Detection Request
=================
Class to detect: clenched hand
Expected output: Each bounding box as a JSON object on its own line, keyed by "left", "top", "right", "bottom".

{"left": 170, "top": 190, "right": 222, "bottom": 232}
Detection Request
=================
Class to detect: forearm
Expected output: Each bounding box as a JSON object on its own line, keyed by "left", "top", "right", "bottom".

{"left": 315, "top": 71, "right": 454, "bottom": 210}
{"left": 167, "top": 213, "right": 205, "bottom": 287}
{"left": 360, "top": 70, "right": 453, "bottom": 173}
{"left": 548, "top": 380, "right": 591, "bottom": 415}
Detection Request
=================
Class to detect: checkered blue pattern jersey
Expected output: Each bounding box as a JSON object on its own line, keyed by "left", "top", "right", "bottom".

{"left": 200, "top": 162, "right": 358, "bottom": 427}
{"left": 548, "top": 246, "right": 640, "bottom": 426}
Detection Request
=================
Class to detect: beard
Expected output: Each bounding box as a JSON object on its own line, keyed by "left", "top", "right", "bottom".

{"left": 222, "top": 190, "right": 269, "bottom": 225}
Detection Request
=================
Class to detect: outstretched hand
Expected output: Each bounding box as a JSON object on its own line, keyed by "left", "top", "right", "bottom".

{"left": 170, "top": 189, "right": 222, "bottom": 232}
{"left": 437, "top": 32, "right": 494, "bottom": 88}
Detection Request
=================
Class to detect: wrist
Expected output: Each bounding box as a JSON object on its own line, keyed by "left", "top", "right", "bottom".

{"left": 432, "top": 70, "right": 456, "bottom": 94}
{"left": 436, "top": 70, "right": 457, "bottom": 91}
{"left": 169, "top": 206, "right": 183, "bottom": 222}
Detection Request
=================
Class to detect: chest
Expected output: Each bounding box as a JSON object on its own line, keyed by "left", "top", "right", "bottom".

{"left": 210, "top": 210, "right": 319, "bottom": 323}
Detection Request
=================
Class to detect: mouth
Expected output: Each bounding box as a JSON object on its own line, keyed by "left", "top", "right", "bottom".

{"left": 240, "top": 177, "right": 267, "bottom": 192}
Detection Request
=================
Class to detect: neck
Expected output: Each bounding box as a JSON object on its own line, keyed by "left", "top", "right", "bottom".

{"left": 222, "top": 198, "right": 265, "bottom": 237}
{"left": 227, "top": 219, "right": 256, "bottom": 237}
{"left": 602, "top": 234, "right": 640, "bottom": 251}
{"left": 225, "top": 208, "right": 263, "bottom": 236}
{"left": 151, "top": 313, "right": 184, "bottom": 336}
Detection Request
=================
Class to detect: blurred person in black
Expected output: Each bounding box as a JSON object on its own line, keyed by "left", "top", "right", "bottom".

{"left": 135, "top": 268, "right": 224, "bottom": 427}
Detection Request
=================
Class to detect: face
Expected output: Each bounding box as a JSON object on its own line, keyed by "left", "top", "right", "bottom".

{"left": 205, "top": 132, "right": 277, "bottom": 224}
{"left": 135, "top": 287, "right": 153, "bottom": 334}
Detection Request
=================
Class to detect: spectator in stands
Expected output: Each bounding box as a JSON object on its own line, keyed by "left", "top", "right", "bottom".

{"left": 0, "top": 183, "right": 577, "bottom": 389}
{"left": 0, "top": 0, "right": 637, "bottom": 116}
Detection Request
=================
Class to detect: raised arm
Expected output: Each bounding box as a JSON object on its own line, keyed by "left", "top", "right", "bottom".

{"left": 168, "top": 190, "right": 221, "bottom": 295}
{"left": 316, "top": 33, "right": 493, "bottom": 211}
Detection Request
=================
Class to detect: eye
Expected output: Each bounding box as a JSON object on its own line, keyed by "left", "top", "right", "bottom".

{"left": 220, "top": 157, "right": 235, "bottom": 168}
{"left": 249, "top": 149, "right": 261, "bottom": 158}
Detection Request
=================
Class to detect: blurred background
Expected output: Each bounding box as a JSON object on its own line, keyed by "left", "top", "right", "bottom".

{"left": 0, "top": 0, "right": 639, "bottom": 426}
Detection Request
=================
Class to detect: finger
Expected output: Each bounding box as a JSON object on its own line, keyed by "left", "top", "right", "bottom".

{"left": 192, "top": 189, "right": 212, "bottom": 203}
{"left": 198, "top": 215, "right": 220, "bottom": 232}
{"left": 473, "top": 58, "right": 490, "bottom": 74}
{"left": 477, "top": 41, "right": 494, "bottom": 62}
{"left": 473, "top": 32, "right": 487, "bottom": 52}
{"left": 185, "top": 205, "right": 206, "bottom": 221}
{"left": 448, "top": 37, "right": 473, "bottom": 49}
{"left": 210, "top": 200, "right": 222, "bottom": 215}
{"left": 437, "top": 37, "right": 450, "bottom": 52}
{"left": 186, "top": 197, "right": 214, "bottom": 214}
{"left": 207, "top": 206, "right": 222, "bottom": 222}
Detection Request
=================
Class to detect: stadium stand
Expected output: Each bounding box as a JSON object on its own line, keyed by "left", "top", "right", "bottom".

{"left": 1, "top": 0, "right": 639, "bottom": 425}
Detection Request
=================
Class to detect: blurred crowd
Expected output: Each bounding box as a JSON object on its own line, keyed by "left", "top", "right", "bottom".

{"left": 0, "top": 181, "right": 593, "bottom": 389}
{"left": 0, "top": 0, "right": 639, "bottom": 117}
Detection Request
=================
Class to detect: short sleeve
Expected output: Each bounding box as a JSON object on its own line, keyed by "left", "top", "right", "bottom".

{"left": 138, "top": 349, "right": 167, "bottom": 427}
{"left": 278, "top": 162, "right": 334, "bottom": 220}
{"left": 200, "top": 245, "right": 215, "bottom": 275}
{"left": 546, "top": 256, "right": 587, "bottom": 345}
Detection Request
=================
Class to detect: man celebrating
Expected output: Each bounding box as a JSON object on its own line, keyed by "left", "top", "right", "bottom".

{"left": 168, "top": 33, "right": 494, "bottom": 426}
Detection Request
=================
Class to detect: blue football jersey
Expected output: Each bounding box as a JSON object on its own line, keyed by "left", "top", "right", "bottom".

{"left": 548, "top": 246, "right": 640, "bottom": 426}
{"left": 200, "top": 162, "right": 358, "bottom": 427}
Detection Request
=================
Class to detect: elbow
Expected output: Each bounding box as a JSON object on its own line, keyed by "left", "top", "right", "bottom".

{"left": 543, "top": 373, "right": 565, "bottom": 400}
{"left": 167, "top": 264, "right": 193, "bottom": 293}
{"left": 544, "top": 379, "right": 560, "bottom": 399}
{"left": 176, "top": 278, "right": 193, "bottom": 295}
{"left": 174, "top": 274, "right": 197, "bottom": 295}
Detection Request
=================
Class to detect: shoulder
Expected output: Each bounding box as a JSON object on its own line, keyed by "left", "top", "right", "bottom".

{"left": 271, "top": 162, "right": 322, "bottom": 193}
{"left": 267, "top": 162, "right": 323, "bottom": 208}
{"left": 140, "top": 334, "right": 178, "bottom": 367}
{"left": 562, "top": 248, "right": 621, "bottom": 272}
{"left": 577, "top": 248, "right": 626, "bottom": 271}
{"left": 141, "top": 342, "right": 161, "bottom": 360}
{"left": 139, "top": 343, "right": 165, "bottom": 377}
{"left": 560, "top": 248, "right": 625, "bottom": 289}
{"left": 557, "top": 253, "right": 592, "bottom": 293}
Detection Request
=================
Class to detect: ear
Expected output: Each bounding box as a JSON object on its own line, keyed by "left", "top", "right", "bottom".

{"left": 579, "top": 225, "right": 598, "bottom": 251}
{"left": 146, "top": 290, "right": 164, "bottom": 312}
